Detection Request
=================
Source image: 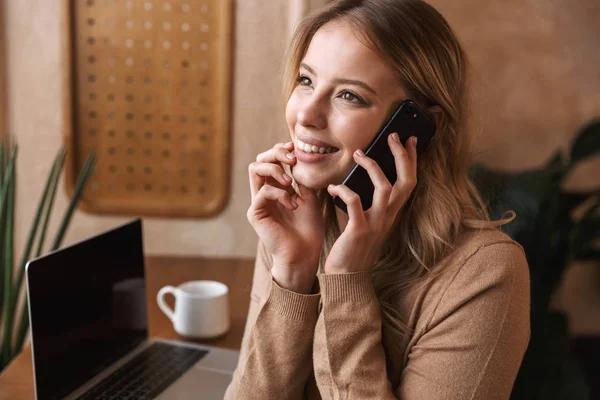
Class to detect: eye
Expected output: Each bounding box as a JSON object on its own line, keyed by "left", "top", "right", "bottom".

{"left": 339, "top": 90, "right": 365, "bottom": 104}
{"left": 296, "top": 75, "right": 312, "bottom": 87}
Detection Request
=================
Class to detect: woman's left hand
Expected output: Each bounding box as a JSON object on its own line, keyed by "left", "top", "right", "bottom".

{"left": 324, "top": 133, "right": 418, "bottom": 274}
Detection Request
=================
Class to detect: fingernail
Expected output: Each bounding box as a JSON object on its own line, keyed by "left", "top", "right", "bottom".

{"left": 328, "top": 184, "right": 335, "bottom": 188}
{"left": 355, "top": 149, "right": 365, "bottom": 157}
{"left": 412, "top": 136, "right": 418, "bottom": 146}
{"left": 291, "top": 200, "right": 298, "bottom": 208}
{"left": 283, "top": 173, "right": 292, "bottom": 182}
{"left": 285, "top": 152, "right": 295, "bottom": 159}
{"left": 390, "top": 133, "right": 400, "bottom": 143}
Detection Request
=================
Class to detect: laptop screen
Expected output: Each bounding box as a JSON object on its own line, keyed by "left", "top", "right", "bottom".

{"left": 26, "top": 219, "right": 148, "bottom": 400}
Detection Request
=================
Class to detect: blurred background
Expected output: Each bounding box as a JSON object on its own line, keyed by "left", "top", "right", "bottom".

{"left": 0, "top": 0, "right": 598, "bottom": 398}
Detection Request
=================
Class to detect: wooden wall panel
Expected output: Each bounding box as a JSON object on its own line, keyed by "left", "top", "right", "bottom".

{"left": 64, "top": 0, "right": 232, "bottom": 217}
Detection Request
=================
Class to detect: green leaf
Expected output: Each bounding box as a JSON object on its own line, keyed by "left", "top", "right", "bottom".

{"left": 546, "top": 150, "right": 565, "bottom": 169}
{"left": 0, "top": 140, "right": 4, "bottom": 187}
{"left": 11, "top": 148, "right": 65, "bottom": 312}
{"left": 13, "top": 297, "right": 30, "bottom": 358}
{"left": 1, "top": 146, "right": 17, "bottom": 365}
{"left": 570, "top": 196, "right": 600, "bottom": 262}
{"left": 545, "top": 150, "right": 567, "bottom": 184}
{"left": 0, "top": 141, "right": 5, "bottom": 320}
{"left": 559, "top": 190, "right": 596, "bottom": 213}
{"left": 579, "top": 215, "right": 599, "bottom": 239}
{"left": 13, "top": 149, "right": 66, "bottom": 355}
{"left": 35, "top": 149, "right": 66, "bottom": 257}
{"left": 51, "top": 150, "right": 96, "bottom": 251}
{"left": 576, "top": 245, "right": 600, "bottom": 261}
{"left": 570, "top": 119, "right": 600, "bottom": 166}
{"left": 573, "top": 218, "right": 599, "bottom": 259}
{"left": 0, "top": 145, "right": 16, "bottom": 213}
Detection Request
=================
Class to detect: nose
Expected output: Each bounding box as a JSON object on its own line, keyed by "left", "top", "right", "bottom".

{"left": 297, "top": 96, "right": 327, "bottom": 130}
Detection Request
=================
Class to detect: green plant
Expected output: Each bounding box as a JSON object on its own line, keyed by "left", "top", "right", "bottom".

{"left": 470, "top": 120, "right": 600, "bottom": 400}
{"left": 0, "top": 140, "right": 96, "bottom": 371}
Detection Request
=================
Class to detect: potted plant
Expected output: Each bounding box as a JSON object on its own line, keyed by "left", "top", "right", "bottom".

{"left": 470, "top": 120, "right": 600, "bottom": 399}
{"left": 0, "top": 141, "right": 96, "bottom": 372}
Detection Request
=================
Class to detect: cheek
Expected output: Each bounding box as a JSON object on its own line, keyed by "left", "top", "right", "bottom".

{"left": 285, "top": 93, "right": 299, "bottom": 129}
{"left": 332, "top": 113, "right": 378, "bottom": 151}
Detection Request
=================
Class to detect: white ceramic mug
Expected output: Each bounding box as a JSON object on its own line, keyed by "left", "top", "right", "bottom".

{"left": 157, "top": 280, "right": 230, "bottom": 339}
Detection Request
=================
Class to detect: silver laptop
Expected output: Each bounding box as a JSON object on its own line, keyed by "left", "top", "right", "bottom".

{"left": 26, "top": 219, "right": 239, "bottom": 400}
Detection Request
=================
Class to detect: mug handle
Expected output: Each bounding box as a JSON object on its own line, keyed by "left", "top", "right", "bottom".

{"left": 157, "top": 285, "right": 178, "bottom": 322}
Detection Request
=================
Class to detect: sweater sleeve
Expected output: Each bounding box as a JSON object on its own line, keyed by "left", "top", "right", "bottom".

{"left": 313, "top": 271, "right": 397, "bottom": 399}
{"left": 396, "top": 241, "right": 531, "bottom": 400}
{"left": 224, "top": 242, "right": 322, "bottom": 400}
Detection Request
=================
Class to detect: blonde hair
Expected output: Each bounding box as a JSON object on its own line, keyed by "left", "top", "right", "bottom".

{"left": 283, "top": 0, "right": 513, "bottom": 386}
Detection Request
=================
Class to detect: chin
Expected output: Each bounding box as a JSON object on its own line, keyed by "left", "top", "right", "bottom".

{"left": 290, "top": 165, "right": 333, "bottom": 189}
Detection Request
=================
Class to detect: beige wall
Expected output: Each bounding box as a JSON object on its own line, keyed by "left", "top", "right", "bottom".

{"left": 4, "top": 0, "right": 599, "bottom": 261}
{"left": 432, "top": 0, "right": 600, "bottom": 175}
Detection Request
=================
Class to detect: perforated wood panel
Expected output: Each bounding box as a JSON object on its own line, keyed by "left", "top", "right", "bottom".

{"left": 63, "top": 0, "right": 232, "bottom": 217}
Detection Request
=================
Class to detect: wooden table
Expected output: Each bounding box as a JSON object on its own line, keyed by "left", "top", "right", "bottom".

{"left": 0, "top": 256, "right": 255, "bottom": 400}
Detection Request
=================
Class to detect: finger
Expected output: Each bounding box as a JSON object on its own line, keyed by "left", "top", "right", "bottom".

{"left": 327, "top": 184, "right": 367, "bottom": 226}
{"left": 388, "top": 133, "right": 417, "bottom": 206}
{"left": 352, "top": 149, "right": 392, "bottom": 215}
{"left": 275, "top": 141, "right": 294, "bottom": 150}
{"left": 250, "top": 142, "right": 296, "bottom": 199}
{"left": 248, "top": 162, "right": 292, "bottom": 198}
{"left": 252, "top": 184, "right": 298, "bottom": 212}
{"left": 256, "top": 143, "right": 296, "bottom": 165}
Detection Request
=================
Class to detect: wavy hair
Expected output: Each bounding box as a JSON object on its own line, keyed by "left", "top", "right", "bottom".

{"left": 282, "top": 0, "right": 513, "bottom": 386}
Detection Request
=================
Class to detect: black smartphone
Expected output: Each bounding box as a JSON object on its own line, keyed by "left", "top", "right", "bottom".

{"left": 333, "top": 99, "right": 436, "bottom": 212}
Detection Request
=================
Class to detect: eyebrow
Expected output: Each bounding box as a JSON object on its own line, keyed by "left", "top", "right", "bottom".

{"left": 300, "top": 62, "right": 378, "bottom": 96}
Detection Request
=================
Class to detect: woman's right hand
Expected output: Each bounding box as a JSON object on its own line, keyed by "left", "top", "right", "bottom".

{"left": 247, "top": 142, "right": 325, "bottom": 294}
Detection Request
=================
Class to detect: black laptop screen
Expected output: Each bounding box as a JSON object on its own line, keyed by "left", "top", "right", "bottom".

{"left": 26, "top": 219, "right": 148, "bottom": 400}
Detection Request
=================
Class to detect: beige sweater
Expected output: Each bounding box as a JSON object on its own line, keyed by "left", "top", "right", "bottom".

{"left": 225, "top": 228, "right": 530, "bottom": 399}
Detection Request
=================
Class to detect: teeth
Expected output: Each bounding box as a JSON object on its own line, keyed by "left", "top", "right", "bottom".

{"left": 297, "top": 139, "right": 338, "bottom": 154}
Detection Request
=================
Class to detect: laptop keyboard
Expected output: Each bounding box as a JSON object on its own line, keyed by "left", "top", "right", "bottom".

{"left": 77, "top": 342, "right": 208, "bottom": 400}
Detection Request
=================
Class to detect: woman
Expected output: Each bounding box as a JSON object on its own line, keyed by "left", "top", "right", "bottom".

{"left": 225, "top": 0, "right": 530, "bottom": 398}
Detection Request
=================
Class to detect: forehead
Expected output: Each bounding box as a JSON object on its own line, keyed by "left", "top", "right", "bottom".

{"left": 302, "top": 20, "right": 402, "bottom": 95}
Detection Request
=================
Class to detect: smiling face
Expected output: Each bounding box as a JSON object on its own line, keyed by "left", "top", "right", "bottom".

{"left": 286, "top": 20, "right": 406, "bottom": 189}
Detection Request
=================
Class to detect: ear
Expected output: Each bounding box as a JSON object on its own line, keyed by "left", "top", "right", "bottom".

{"left": 427, "top": 105, "right": 445, "bottom": 133}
